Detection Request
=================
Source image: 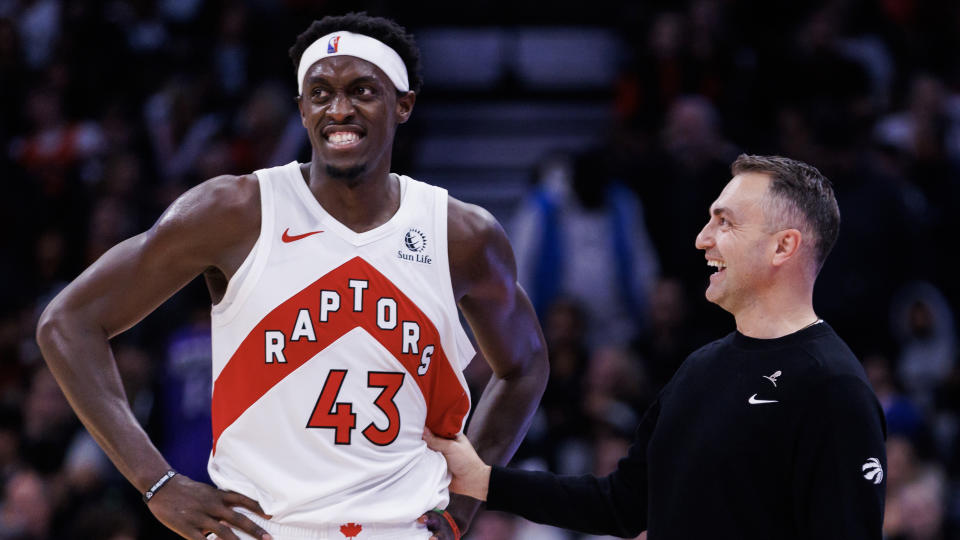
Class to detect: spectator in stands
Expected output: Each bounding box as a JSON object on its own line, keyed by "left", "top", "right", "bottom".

{"left": 143, "top": 77, "right": 222, "bottom": 183}
{"left": 864, "top": 353, "right": 926, "bottom": 446}
{"left": 511, "top": 148, "right": 659, "bottom": 347}
{"left": 231, "top": 81, "right": 306, "bottom": 171}
{"left": 0, "top": 468, "right": 52, "bottom": 540}
{"left": 884, "top": 434, "right": 947, "bottom": 540}
{"left": 9, "top": 86, "right": 104, "bottom": 184}
{"left": 890, "top": 281, "right": 957, "bottom": 413}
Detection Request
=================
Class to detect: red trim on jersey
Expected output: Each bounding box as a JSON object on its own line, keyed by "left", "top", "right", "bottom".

{"left": 211, "top": 257, "right": 468, "bottom": 453}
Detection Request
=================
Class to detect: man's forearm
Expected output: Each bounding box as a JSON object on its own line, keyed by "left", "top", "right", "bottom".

{"left": 36, "top": 310, "right": 171, "bottom": 492}
{"left": 447, "top": 355, "right": 549, "bottom": 529}
{"left": 468, "top": 365, "right": 547, "bottom": 464}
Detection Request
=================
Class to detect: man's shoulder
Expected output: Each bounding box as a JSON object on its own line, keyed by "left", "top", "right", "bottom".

{"left": 446, "top": 196, "right": 507, "bottom": 261}
{"left": 154, "top": 173, "right": 261, "bottom": 243}
{"left": 686, "top": 332, "right": 737, "bottom": 361}
{"left": 669, "top": 332, "right": 736, "bottom": 381}
{"left": 445, "top": 195, "right": 514, "bottom": 298}
{"left": 447, "top": 196, "right": 500, "bottom": 243}
{"left": 795, "top": 324, "right": 864, "bottom": 378}
{"left": 199, "top": 173, "right": 261, "bottom": 212}
{"left": 783, "top": 325, "right": 876, "bottom": 406}
{"left": 787, "top": 330, "right": 886, "bottom": 440}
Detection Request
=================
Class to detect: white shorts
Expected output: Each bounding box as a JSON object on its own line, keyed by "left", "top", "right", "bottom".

{"left": 211, "top": 510, "right": 433, "bottom": 540}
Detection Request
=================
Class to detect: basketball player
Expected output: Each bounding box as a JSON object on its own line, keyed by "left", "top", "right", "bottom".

{"left": 36, "top": 13, "right": 548, "bottom": 540}
{"left": 426, "top": 155, "right": 887, "bottom": 539}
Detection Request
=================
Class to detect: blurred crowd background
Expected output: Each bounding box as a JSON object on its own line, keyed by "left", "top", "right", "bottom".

{"left": 1, "top": 0, "right": 959, "bottom": 539}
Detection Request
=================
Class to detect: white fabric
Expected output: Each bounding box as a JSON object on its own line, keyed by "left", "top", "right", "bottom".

{"left": 209, "top": 161, "right": 473, "bottom": 528}
{"left": 297, "top": 31, "right": 409, "bottom": 94}
{"left": 225, "top": 509, "right": 432, "bottom": 539}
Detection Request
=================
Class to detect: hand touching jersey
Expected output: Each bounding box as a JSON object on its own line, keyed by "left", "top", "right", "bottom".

{"left": 147, "top": 474, "right": 273, "bottom": 540}
{"left": 423, "top": 430, "right": 491, "bottom": 502}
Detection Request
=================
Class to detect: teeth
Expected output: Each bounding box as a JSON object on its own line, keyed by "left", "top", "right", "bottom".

{"left": 328, "top": 132, "right": 359, "bottom": 145}
{"left": 707, "top": 260, "right": 727, "bottom": 270}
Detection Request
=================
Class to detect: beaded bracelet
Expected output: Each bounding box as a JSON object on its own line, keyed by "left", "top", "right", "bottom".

{"left": 431, "top": 508, "right": 461, "bottom": 540}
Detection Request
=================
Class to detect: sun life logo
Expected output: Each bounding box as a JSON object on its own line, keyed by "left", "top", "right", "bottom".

{"left": 404, "top": 229, "right": 427, "bottom": 252}
{"left": 398, "top": 228, "right": 431, "bottom": 264}
{"left": 862, "top": 457, "right": 883, "bottom": 485}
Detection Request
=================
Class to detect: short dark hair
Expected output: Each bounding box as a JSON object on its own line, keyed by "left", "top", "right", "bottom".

{"left": 288, "top": 12, "right": 423, "bottom": 95}
{"left": 731, "top": 154, "right": 840, "bottom": 270}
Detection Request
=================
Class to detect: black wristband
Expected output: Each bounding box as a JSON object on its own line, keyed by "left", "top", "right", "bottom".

{"left": 143, "top": 470, "right": 177, "bottom": 503}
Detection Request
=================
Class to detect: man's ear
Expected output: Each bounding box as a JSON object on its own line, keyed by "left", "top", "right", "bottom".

{"left": 772, "top": 228, "right": 802, "bottom": 267}
{"left": 396, "top": 91, "right": 416, "bottom": 124}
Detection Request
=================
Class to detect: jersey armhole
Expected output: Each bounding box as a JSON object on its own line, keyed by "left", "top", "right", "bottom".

{"left": 211, "top": 170, "right": 276, "bottom": 326}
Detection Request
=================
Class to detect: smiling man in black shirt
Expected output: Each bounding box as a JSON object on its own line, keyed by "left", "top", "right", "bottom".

{"left": 425, "top": 154, "right": 886, "bottom": 539}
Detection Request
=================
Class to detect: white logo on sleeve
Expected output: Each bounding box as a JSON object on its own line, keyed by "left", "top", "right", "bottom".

{"left": 862, "top": 458, "right": 883, "bottom": 484}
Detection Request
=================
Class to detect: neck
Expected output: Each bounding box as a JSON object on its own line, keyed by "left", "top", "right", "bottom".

{"left": 303, "top": 156, "right": 399, "bottom": 233}
{"left": 731, "top": 283, "right": 818, "bottom": 339}
{"left": 735, "top": 309, "right": 819, "bottom": 339}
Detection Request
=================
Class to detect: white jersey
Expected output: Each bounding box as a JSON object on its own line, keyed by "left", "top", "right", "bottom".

{"left": 208, "top": 161, "right": 474, "bottom": 528}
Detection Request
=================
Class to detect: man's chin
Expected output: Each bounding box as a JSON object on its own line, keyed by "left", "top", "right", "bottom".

{"left": 704, "top": 286, "right": 722, "bottom": 306}
{"left": 325, "top": 163, "right": 367, "bottom": 182}
{"left": 705, "top": 289, "right": 736, "bottom": 315}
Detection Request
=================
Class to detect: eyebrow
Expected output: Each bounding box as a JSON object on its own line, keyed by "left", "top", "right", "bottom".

{"left": 348, "top": 76, "right": 381, "bottom": 87}
{"left": 711, "top": 206, "right": 736, "bottom": 220}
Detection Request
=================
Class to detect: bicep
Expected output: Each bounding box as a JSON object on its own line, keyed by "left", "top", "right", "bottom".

{"left": 52, "top": 225, "right": 212, "bottom": 337}
{"left": 44, "top": 175, "right": 258, "bottom": 337}
{"left": 44, "top": 176, "right": 247, "bottom": 338}
{"left": 455, "top": 222, "right": 545, "bottom": 378}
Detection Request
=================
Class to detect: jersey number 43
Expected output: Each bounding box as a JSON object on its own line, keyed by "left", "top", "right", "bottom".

{"left": 306, "top": 370, "right": 404, "bottom": 446}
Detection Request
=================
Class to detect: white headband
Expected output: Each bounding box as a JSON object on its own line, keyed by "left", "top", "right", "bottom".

{"left": 296, "top": 31, "right": 410, "bottom": 94}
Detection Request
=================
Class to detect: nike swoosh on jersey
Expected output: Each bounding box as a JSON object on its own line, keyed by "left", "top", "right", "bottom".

{"left": 282, "top": 228, "right": 324, "bottom": 243}
{"left": 748, "top": 393, "right": 779, "bottom": 404}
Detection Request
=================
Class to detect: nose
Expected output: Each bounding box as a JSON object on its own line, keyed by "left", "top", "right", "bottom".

{"left": 695, "top": 221, "right": 713, "bottom": 250}
{"left": 326, "top": 92, "right": 355, "bottom": 122}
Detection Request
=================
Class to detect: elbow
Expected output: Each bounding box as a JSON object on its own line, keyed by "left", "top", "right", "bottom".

{"left": 494, "top": 339, "right": 549, "bottom": 394}
{"left": 517, "top": 338, "right": 549, "bottom": 396}
{"left": 35, "top": 301, "right": 75, "bottom": 363}
{"left": 36, "top": 303, "right": 62, "bottom": 355}
{"left": 507, "top": 334, "right": 549, "bottom": 381}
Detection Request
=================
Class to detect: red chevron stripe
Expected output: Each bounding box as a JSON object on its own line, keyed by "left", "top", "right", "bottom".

{"left": 211, "top": 256, "right": 468, "bottom": 453}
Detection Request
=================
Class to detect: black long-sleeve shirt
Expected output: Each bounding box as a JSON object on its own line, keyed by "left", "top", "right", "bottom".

{"left": 487, "top": 322, "right": 886, "bottom": 539}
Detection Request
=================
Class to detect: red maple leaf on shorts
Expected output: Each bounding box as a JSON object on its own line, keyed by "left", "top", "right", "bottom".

{"left": 339, "top": 522, "right": 362, "bottom": 538}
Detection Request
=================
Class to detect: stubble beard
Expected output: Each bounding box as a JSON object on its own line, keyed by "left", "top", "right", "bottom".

{"left": 325, "top": 163, "right": 367, "bottom": 186}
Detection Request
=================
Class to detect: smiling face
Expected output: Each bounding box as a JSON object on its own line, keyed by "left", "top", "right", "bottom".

{"left": 694, "top": 172, "right": 779, "bottom": 314}
{"left": 298, "top": 55, "right": 414, "bottom": 182}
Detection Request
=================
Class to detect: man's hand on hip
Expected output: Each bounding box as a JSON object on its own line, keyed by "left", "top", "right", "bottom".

{"left": 147, "top": 474, "right": 273, "bottom": 540}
